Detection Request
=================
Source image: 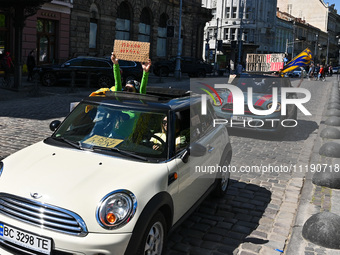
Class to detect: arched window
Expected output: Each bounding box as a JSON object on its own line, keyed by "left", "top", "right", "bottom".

{"left": 157, "top": 13, "right": 168, "bottom": 57}
{"left": 0, "top": 13, "right": 8, "bottom": 54}
{"left": 89, "top": 4, "right": 99, "bottom": 49}
{"left": 37, "top": 19, "right": 56, "bottom": 64}
{"left": 138, "top": 8, "right": 151, "bottom": 42}
{"left": 116, "top": 2, "right": 131, "bottom": 40}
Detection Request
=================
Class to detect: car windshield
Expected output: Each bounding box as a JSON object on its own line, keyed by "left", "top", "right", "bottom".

{"left": 51, "top": 102, "right": 168, "bottom": 160}
{"left": 231, "top": 74, "right": 284, "bottom": 94}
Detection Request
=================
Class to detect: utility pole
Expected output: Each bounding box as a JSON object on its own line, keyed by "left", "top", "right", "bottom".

{"left": 174, "top": 0, "right": 182, "bottom": 80}
{"left": 326, "top": 32, "right": 329, "bottom": 65}
{"left": 238, "top": 0, "right": 244, "bottom": 65}
{"left": 291, "top": 21, "right": 295, "bottom": 59}
{"left": 314, "top": 34, "right": 318, "bottom": 62}
{"left": 214, "top": 17, "right": 219, "bottom": 74}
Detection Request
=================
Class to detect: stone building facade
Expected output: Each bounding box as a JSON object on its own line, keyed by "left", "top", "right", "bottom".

{"left": 202, "top": 0, "right": 278, "bottom": 70}
{"left": 277, "top": 0, "right": 340, "bottom": 65}
{"left": 69, "top": 0, "right": 212, "bottom": 62}
{"left": 0, "top": 0, "right": 72, "bottom": 66}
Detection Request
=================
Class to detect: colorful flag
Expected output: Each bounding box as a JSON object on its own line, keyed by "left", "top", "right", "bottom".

{"left": 280, "top": 48, "right": 313, "bottom": 74}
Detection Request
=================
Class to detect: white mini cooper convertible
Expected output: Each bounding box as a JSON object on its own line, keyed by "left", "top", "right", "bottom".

{"left": 0, "top": 88, "right": 232, "bottom": 255}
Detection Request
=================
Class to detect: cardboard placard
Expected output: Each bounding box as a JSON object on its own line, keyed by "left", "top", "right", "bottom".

{"left": 246, "top": 53, "right": 285, "bottom": 72}
{"left": 113, "top": 40, "right": 150, "bottom": 62}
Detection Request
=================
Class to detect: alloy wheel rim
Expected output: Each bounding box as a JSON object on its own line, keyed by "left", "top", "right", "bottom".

{"left": 144, "top": 221, "right": 164, "bottom": 255}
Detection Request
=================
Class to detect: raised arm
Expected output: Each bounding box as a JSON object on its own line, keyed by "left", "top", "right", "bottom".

{"left": 139, "top": 59, "right": 152, "bottom": 94}
{"left": 111, "top": 53, "right": 122, "bottom": 91}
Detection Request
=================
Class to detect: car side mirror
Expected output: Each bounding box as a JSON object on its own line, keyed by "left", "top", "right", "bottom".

{"left": 181, "top": 142, "right": 207, "bottom": 163}
{"left": 50, "top": 120, "right": 61, "bottom": 131}
{"left": 62, "top": 63, "right": 70, "bottom": 68}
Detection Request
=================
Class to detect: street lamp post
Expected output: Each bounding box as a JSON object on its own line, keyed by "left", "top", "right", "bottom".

{"left": 285, "top": 39, "right": 302, "bottom": 59}
{"left": 174, "top": 0, "right": 182, "bottom": 80}
{"left": 214, "top": 17, "right": 219, "bottom": 74}
{"left": 326, "top": 32, "right": 329, "bottom": 65}
{"left": 238, "top": 0, "right": 244, "bottom": 65}
{"left": 314, "top": 34, "right": 318, "bottom": 62}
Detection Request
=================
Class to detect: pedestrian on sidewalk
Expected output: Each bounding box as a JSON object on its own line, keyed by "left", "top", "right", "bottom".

{"left": 318, "top": 65, "right": 325, "bottom": 81}
{"left": 307, "top": 63, "right": 314, "bottom": 80}
{"left": 26, "top": 49, "right": 36, "bottom": 82}
{"left": 1, "top": 51, "right": 14, "bottom": 82}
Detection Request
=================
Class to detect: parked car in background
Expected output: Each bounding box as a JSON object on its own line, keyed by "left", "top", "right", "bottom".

{"left": 35, "top": 56, "right": 142, "bottom": 87}
{"left": 153, "top": 56, "right": 213, "bottom": 77}
{"left": 0, "top": 88, "right": 232, "bottom": 255}
{"left": 286, "top": 67, "right": 307, "bottom": 78}
{"left": 333, "top": 66, "right": 340, "bottom": 74}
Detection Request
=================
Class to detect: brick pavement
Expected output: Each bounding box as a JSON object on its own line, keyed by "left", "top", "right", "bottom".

{"left": 0, "top": 76, "right": 339, "bottom": 254}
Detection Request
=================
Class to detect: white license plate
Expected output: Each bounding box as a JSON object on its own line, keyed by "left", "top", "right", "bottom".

{"left": 231, "top": 116, "right": 253, "bottom": 121}
{"left": 0, "top": 223, "right": 51, "bottom": 254}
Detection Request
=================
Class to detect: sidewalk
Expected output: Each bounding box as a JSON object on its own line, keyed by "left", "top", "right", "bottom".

{"left": 286, "top": 77, "right": 340, "bottom": 255}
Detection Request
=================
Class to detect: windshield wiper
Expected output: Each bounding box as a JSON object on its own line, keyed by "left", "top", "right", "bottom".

{"left": 51, "top": 137, "right": 82, "bottom": 150}
{"left": 91, "top": 146, "right": 149, "bottom": 162}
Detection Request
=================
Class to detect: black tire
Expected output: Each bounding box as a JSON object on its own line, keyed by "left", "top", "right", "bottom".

{"left": 159, "top": 67, "right": 169, "bottom": 77}
{"left": 136, "top": 211, "right": 167, "bottom": 255}
{"left": 213, "top": 156, "right": 230, "bottom": 197}
{"left": 197, "top": 69, "right": 206, "bottom": 77}
{"left": 41, "top": 72, "right": 57, "bottom": 86}
{"left": 97, "top": 75, "right": 113, "bottom": 88}
{"left": 153, "top": 69, "right": 160, "bottom": 76}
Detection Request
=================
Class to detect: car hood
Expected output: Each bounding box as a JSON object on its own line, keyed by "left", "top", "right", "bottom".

{"left": 1, "top": 141, "right": 169, "bottom": 232}
{"left": 220, "top": 90, "right": 281, "bottom": 107}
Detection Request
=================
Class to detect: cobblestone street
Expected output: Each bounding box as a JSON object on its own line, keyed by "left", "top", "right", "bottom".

{"left": 0, "top": 76, "right": 339, "bottom": 254}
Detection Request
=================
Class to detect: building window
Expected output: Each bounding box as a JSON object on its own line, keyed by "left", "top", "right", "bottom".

{"left": 212, "top": 8, "right": 216, "bottom": 19}
{"left": 89, "top": 19, "right": 97, "bottom": 48}
{"left": 116, "top": 2, "right": 131, "bottom": 40}
{"left": 231, "top": 28, "right": 236, "bottom": 40}
{"left": 287, "top": 4, "right": 292, "bottom": 15}
{"left": 232, "top": 7, "right": 237, "bottom": 18}
{"left": 139, "top": 8, "right": 151, "bottom": 42}
{"left": 225, "top": 7, "right": 230, "bottom": 18}
{"left": 224, "top": 28, "right": 229, "bottom": 40}
{"left": 245, "top": 7, "right": 251, "bottom": 19}
{"left": 37, "top": 19, "right": 56, "bottom": 64}
{"left": 89, "top": 5, "right": 98, "bottom": 49}
{"left": 157, "top": 13, "right": 168, "bottom": 57}
{"left": 0, "top": 13, "right": 8, "bottom": 54}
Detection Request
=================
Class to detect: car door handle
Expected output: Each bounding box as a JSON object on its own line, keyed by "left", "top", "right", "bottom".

{"left": 208, "top": 146, "right": 215, "bottom": 153}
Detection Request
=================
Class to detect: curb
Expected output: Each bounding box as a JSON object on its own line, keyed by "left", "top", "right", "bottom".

{"left": 285, "top": 77, "right": 340, "bottom": 254}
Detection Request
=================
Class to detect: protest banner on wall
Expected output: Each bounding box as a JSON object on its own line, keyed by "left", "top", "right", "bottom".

{"left": 246, "top": 53, "right": 285, "bottom": 72}
{"left": 113, "top": 40, "right": 150, "bottom": 62}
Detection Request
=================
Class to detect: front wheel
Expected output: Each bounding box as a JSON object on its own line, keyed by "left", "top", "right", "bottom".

{"left": 137, "top": 212, "right": 167, "bottom": 255}
{"left": 159, "top": 67, "right": 169, "bottom": 77}
{"left": 41, "top": 72, "right": 57, "bottom": 86}
{"left": 197, "top": 69, "right": 206, "bottom": 77}
{"left": 213, "top": 158, "right": 230, "bottom": 197}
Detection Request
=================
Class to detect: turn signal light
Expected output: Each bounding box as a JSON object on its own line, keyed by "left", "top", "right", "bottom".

{"left": 106, "top": 213, "right": 116, "bottom": 223}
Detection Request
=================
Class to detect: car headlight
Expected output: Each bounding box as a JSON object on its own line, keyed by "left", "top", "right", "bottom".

{"left": 213, "top": 94, "right": 223, "bottom": 106}
{"left": 267, "top": 102, "right": 281, "bottom": 112}
{"left": 96, "top": 190, "right": 137, "bottom": 229}
{"left": 0, "top": 161, "right": 3, "bottom": 177}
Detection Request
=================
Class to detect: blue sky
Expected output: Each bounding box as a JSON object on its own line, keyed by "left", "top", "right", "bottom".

{"left": 325, "top": 0, "right": 340, "bottom": 9}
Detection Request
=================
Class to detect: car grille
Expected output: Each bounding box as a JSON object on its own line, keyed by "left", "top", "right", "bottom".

{"left": 0, "top": 193, "right": 88, "bottom": 237}
{"left": 221, "top": 103, "right": 263, "bottom": 115}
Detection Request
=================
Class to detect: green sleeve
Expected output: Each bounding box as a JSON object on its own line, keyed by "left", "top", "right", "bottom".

{"left": 139, "top": 71, "right": 149, "bottom": 94}
{"left": 113, "top": 64, "right": 122, "bottom": 91}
